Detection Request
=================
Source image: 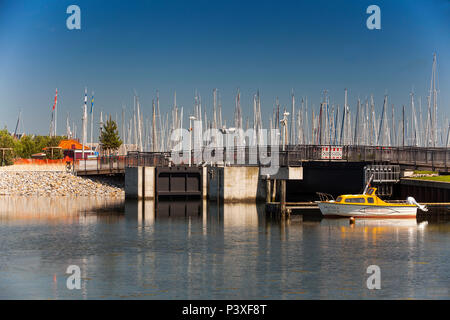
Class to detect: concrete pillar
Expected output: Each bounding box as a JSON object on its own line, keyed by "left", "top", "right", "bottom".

{"left": 222, "top": 166, "right": 262, "bottom": 202}
{"left": 125, "top": 166, "right": 143, "bottom": 199}
{"left": 143, "top": 166, "right": 155, "bottom": 199}
{"left": 126, "top": 166, "right": 155, "bottom": 199}
{"left": 207, "top": 166, "right": 223, "bottom": 201}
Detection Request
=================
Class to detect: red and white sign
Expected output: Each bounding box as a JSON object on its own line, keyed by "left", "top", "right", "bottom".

{"left": 321, "top": 146, "right": 343, "bottom": 160}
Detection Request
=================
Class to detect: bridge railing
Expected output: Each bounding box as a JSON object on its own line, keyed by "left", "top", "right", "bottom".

{"left": 74, "top": 155, "right": 126, "bottom": 174}
{"left": 125, "top": 151, "right": 171, "bottom": 167}
{"left": 125, "top": 145, "right": 449, "bottom": 170}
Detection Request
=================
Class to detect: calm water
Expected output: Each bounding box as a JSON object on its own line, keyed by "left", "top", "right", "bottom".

{"left": 0, "top": 196, "right": 449, "bottom": 300}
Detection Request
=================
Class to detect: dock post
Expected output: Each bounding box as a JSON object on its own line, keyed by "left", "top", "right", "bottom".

{"left": 272, "top": 179, "right": 277, "bottom": 202}
{"left": 280, "top": 180, "right": 286, "bottom": 216}
{"left": 266, "top": 179, "right": 271, "bottom": 203}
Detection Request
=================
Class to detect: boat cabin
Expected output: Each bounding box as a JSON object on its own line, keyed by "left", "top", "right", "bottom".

{"left": 334, "top": 188, "right": 387, "bottom": 205}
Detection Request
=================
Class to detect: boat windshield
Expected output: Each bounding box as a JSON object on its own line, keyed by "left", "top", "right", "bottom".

{"left": 336, "top": 196, "right": 342, "bottom": 202}
{"left": 367, "top": 188, "right": 375, "bottom": 195}
{"left": 345, "top": 198, "right": 366, "bottom": 203}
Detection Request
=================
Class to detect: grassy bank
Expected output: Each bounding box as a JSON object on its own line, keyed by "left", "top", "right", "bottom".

{"left": 413, "top": 170, "right": 437, "bottom": 175}
{"left": 410, "top": 175, "right": 450, "bottom": 182}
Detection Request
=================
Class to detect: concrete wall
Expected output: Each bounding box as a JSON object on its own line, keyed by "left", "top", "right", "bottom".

{"left": 395, "top": 178, "right": 450, "bottom": 202}
{"left": 267, "top": 166, "right": 303, "bottom": 180}
{"left": 208, "top": 166, "right": 265, "bottom": 202}
{"left": 224, "top": 167, "right": 265, "bottom": 202}
{"left": 125, "top": 166, "right": 142, "bottom": 199}
{"left": 127, "top": 165, "right": 302, "bottom": 202}
{"left": 143, "top": 166, "right": 155, "bottom": 200}
{"left": 207, "top": 166, "right": 223, "bottom": 201}
{"left": 125, "top": 166, "right": 156, "bottom": 199}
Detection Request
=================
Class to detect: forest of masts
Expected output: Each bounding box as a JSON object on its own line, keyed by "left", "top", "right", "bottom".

{"left": 61, "top": 54, "right": 449, "bottom": 153}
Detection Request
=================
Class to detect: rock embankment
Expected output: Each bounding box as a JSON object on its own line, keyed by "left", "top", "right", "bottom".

{"left": 0, "top": 171, "right": 124, "bottom": 197}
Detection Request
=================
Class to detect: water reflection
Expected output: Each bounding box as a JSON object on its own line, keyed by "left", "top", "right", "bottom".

{"left": 0, "top": 196, "right": 449, "bottom": 299}
{"left": 0, "top": 196, "right": 124, "bottom": 224}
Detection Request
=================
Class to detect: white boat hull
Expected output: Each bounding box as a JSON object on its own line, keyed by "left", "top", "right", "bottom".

{"left": 318, "top": 202, "right": 417, "bottom": 218}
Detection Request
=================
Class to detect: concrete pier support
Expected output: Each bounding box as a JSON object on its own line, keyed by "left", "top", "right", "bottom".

{"left": 208, "top": 166, "right": 266, "bottom": 202}
{"left": 125, "top": 166, "right": 155, "bottom": 199}
{"left": 125, "top": 165, "right": 302, "bottom": 202}
{"left": 207, "top": 166, "right": 302, "bottom": 203}
{"left": 143, "top": 166, "right": 155, "bottom": 199}
{"left": 125, "top": 166, "right": 143, "bottom": 199}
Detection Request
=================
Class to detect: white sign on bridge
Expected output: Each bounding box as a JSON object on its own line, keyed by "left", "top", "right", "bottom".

{"left": 321, "top": 146, "right": 343, "bottom": 160}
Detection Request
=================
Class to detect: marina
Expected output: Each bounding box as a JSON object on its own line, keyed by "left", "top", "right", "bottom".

{"left": 0, "top": 0, "right": 449, "bottom": 303}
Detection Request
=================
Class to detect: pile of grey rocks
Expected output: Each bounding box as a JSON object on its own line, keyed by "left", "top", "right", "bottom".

{"left": 0, "top": 171, "right": 124, "bottom": 197}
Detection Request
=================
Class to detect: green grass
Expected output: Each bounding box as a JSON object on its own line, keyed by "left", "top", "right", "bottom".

{"left": 413, "top": 170, "right": 437, "bottom": 175}
{"left": 410, "top": 175, "right": 450, "bottom": 182}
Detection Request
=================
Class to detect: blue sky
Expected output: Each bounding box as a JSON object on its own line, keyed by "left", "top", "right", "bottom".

{"left": 0, "top": 0, "right": 449, "bottom": 135}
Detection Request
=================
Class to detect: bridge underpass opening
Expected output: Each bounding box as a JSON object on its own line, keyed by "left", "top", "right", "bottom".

{"left": 155, "top": 166, "right": 203, "bottom": 199}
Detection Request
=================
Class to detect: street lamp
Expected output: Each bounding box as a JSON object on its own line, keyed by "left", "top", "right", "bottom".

{"left": 280, "top": 111, "right": 290, "bottom": 151}
{"left": 189, "top": 116, "right": 196, "bottom": 166}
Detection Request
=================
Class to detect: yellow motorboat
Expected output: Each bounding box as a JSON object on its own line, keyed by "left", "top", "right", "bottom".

{"left": 318, "top": 187, "right": 428, "bottom": 219}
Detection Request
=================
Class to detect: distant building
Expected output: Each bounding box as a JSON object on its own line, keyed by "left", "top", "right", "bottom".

{"left": 58, "top": 139, "right": 98, "bottom": 160}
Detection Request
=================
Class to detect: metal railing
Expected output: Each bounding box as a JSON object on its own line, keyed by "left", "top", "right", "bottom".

{"left": 74, "top": 155, "right": 126, "bottom": 174}
{"left": 125, "top": 145, "right": 449, "bottom": 170}
{"left": 364, "top": 165, "right": 401, "bottom": 183}
{"left": 125, "top": 151, "right": 171, "bottom": 167}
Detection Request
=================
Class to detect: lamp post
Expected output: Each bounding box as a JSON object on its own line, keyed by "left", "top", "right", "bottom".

{"left": 189, "top": 116, "right": 196, "bottom": 166}
{"left": 280, "top": 111, "right": 290, "bottom": 151}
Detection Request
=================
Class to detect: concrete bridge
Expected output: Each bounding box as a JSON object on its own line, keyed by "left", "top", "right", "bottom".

{"left": 120, "top": 145, "right": 447, "bottom": 207}
{"left": 73, "top": 146, "right": 449, "bottom": 204}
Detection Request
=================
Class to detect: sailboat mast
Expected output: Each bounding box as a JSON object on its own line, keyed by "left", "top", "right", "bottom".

{"left": 82, "top": 87, "right": 87, "bottom": 159}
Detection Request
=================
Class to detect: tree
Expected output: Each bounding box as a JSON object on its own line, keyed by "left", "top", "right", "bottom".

{"left": 44, "top": 136, "right": 65, "bottom": 159}
{"left": 14, "top": 135, "right": 36, "bottom": 158}
{"left": 14, "top": 135, "right": 66, "bottom": 159}
{"left": 99, "top": 117, "right": 122, "bottom": 155}
{"left": 0, "top": 129, "right": 16, "bottom": 166}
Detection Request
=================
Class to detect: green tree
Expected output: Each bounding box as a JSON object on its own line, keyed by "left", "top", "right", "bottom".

{"left": 0, "top": 129, "right": 16, "bottom": 166}
{"left": 44, "top": 136, "right": 65, "bottom": 159}
{"left": 14, "top": 135, "right": 37, "bottom": 158}
{"left": 99, "top": 117, "right": 122, "bottom": 155}
{"left": 13, "top": 135, "right": 66, "bottom": 159}
{"left": 33, "top": 135, "right": 50, "bottom": 153}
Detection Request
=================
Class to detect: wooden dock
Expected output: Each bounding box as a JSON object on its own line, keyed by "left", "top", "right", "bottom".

{"left": 265, "top": 202, "right": 319, "bottom": 217}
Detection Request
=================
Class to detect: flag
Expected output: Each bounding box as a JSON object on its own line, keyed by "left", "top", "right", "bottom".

{"left": 52, "top": 89, "right": 58, "bottom": 111}
{"left": 90, "top": 94, "right": 94, "bottom": 114}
